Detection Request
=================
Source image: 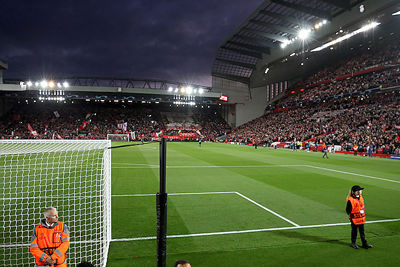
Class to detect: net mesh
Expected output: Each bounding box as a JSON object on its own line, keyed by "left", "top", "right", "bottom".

{"left": 0, "top": 140, "right": 111, "bottom": 267}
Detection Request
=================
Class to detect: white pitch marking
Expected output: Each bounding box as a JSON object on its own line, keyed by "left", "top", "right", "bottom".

{"left": 110, "top": 218, "right": 400, "bottom": 242}
{"left": 4, "top": 218, "right": 399, "bottom": 247}
{"left": 111, "top": 164, "right": 304, "bottom": 169}
{"left": 305, "top": 165, "right": 400, "bottom": 184}
{"left": 234, "top": 192, "right": 300, "bottom": 227}
{"left": 112, "top": 192, "right": 236, "bottom": 197}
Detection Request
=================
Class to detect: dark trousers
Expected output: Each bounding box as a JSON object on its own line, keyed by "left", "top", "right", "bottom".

{"left": 351, "top": 222, "right": 367, "bottom": 244}
{"left": 323, "top": 151, "right": 328, "bottom": 158}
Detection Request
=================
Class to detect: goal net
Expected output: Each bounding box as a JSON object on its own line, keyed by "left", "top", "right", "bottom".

{"left": 107, "top": 133, "right": 130, "bottom": 142}
{"left": 0, "top": 140, "right": 111, "bottom": 267}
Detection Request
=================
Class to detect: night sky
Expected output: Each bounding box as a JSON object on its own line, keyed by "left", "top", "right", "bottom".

{"left": 1, "top": 0, "right": 262, "bottom": 86}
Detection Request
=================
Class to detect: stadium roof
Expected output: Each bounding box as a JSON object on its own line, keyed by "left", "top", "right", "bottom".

{"left": 212, "top": 0, "right": 400, "bottom": 86}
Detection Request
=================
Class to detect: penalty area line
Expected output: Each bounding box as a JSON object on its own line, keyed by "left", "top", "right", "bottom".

{"left": 234, "top": 192, "right": 300, "bottom": 227}
{"left": 305, "top": 165, "right": 400, "bottom": 184}
{"left": 110, "top": 218, "right": 400, "bottom": 242}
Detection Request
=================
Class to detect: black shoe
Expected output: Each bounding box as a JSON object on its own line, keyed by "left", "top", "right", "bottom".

{"left": 362, "top": 243, "right": 373, "bottom": 249}
{"left": 351, "top": 243, "right": 359, "bottom": 249}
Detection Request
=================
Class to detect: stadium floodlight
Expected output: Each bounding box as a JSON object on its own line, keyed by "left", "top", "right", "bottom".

{"left": 40, "top": 80, "right": 48, "bottom": 88}
{"left": 186, "top": 86, "right": 193, "bottom": 94}
{"left": 0, "top": 140, "right": 112, "bottom": 267}
{"left": 63, "top": 81, "right": 69, "bottom": 88}
{"left": 392, "top": 11, "right": 400, "bottom": 16}
{"left": 298, "top": 28, "right": 311, "bottom": 40}
{"left": 193, "top": 89, "right": 197, "bottom": 93}
{"left": 180, "top": 87, "right": 186, "bottom": 93}
{"left": 48, "top": 80, "right": 55, "bottom": 88}
{"left": 26, "top": 81, "right": 33, "bottom": 87}
{"left": 168, "top": 86, "right": 173, "bottom": 92}
{"left": 198, "top": 88, "right": 204, "bottom": 94}
{"left": 280, "top": 39, "right": 291, "bottom": 48}
{"left": 57, "top": 82, "right": 62, "bottom": 88}
{"left": 174, "top": 88, "right": 178, "bottom": 93}
{"left": 322, "top": 19, "right": 327, "bottom": 24}
{"left": 312, "top": 21, "right": 380, "bottom": 52}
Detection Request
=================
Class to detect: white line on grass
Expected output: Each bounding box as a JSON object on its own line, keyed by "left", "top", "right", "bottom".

{"left": 112, "top": 191, "right": 236, "bottom": 197}
{"left": 3, "top": 218, "right": 399, "bottom": 248}
{"left": 305, "top": 165, "right": 400, "bottom": 184}
{"left": 112, "top": 191, "right": 300, "bottom": 227}
{"left": 234, "top": 192, "right": 300, "bottom": 227}
{"left": 111, "top": 164, "right": 305, "bottom": 169}
{"left": 110, "top": 218, "right": 400, "bottom": 242}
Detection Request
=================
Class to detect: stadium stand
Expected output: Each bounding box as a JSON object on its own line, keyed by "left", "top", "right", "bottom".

{"left": 227, "top": 40, "right": 400, "bottom": 156}
{"left": 0, "top": 102, "right": 230, "bottom": 141}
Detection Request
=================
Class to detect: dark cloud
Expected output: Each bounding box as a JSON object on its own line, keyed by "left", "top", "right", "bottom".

{"left": 0, "top": 0, "right": 262, "bottom": 86}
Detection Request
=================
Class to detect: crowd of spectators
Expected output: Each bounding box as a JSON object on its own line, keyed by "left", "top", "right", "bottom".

{"left": 0, "top": 102, "right": 230, "bottom": 141}
{"left": 274, "top": 43, "right": 400, "bottom": 108}
{"left": 229, "top": 92, "right": 400, "bottom": 155}
{"left": 221, "top": 40, "right": 400, "bottom": 155}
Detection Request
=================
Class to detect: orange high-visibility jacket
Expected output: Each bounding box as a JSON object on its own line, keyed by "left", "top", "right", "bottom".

{"left": 30, "top": 220, "right": 70, "bottom": 266}
{"left": 353, "top": 145, "right": 358, "bottom": 151}
{"left": 347, "top": 195, "right": 366, "bottom": 225}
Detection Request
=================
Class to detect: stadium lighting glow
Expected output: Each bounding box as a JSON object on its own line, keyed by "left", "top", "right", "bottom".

{"left": 322, "top": 19, "right": 327, "bottom": 24}
{"left": 48, "top": 81, "right": 55, "bottom": 88}
{"left": 186, "top": 86, "right": 193, "bottom": 94}
{"left": 193, "top": 89, "right": 197, "bottom": 93}
{"left": 63, "top": 81, "right": 69, "bottom": 88}
{"left": 168, "top": 86, "right": 173, "bottom": 92}
{"left": 198, "top": 88, "right": 204, "bottom": 94}
{"left": 180, "top": 87, "right": 186, "bottom": 93}
{"left": 174, "top": 88, "right": 178, "bottom": 93}
{"left": 311, "top": 22, "right": 380, "bottom": 52}
{"left": 27, "top": 81, "right": 33, "bottom": 87}
{"left": 298, "top": 28, "right": 311, "bottom": 40}
{"left": 280, "top": 39, "right": 291, "bottom": 48}
{"left": 393, "top": 11, "right": 400, "bottom": 16}
{"left": 40, "top": 80, "right": 48, "bottom": 89}
{"left": 57, "top": 82, "right": 62, "bottom": 88}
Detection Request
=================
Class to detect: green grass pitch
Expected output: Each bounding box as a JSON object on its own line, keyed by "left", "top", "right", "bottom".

{"left": 110, "top": 142, "right": 400, "bottom": 266}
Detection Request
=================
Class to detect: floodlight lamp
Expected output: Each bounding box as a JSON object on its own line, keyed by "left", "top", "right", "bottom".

{"left": 63, "top": 81, "right": 69, "bottom": 88}
{"left": 168, "top": 87, "right": 173, "bottom": 92}
{"left": 48, "top": 81, "right": 55, "bottom": 88}
{"left": 194, "top": 89, "right": 197, "bottom": 93}
{"left": 198, "top": 88, "right": 204, "bottom": 94}
{"left": 35, "top": 82, "right": 39, "bottom": 87}
{"left": 180, "top": 87, "right": 186, "bottom": 93}
{"left": 27, "top": 81, "right": 33, "bottom": 87}
{"left": 314, "top": 23, "right": 320, "bottom": 29}
{"left": 186, "top": 86, "right": 193, "bottom": 94}
{"left": 174, "top": 88, "right": 178, "bottom": 93}
{"left": 40, "top": 80, "right": 48, "bottom": 89}
{"left": 322, "top": 19, "right": 327, "bottom": 24}
{"left": 298, "top": 29, "right": 311, "bottom": 40}
{"left": 57, "top": 82, "right": 62, "bottom": 88}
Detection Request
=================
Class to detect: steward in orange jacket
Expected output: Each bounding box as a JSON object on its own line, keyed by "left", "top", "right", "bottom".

{"left": 346, "top": 185, "right": 372, "bottom": 249}
{"left": 30, "top": 207, "right": 70, "bottom": 266}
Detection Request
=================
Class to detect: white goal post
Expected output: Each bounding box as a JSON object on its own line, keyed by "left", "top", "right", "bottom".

{"left": 107, "top": 133, "right": 130, "bottom": 142}
{"left": 0, "top": 140, "right": 112, "bottom": 267}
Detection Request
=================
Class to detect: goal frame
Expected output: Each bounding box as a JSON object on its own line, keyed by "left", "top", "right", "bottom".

{"left": 0, "top": 139, "right": 112, "bottom": 267}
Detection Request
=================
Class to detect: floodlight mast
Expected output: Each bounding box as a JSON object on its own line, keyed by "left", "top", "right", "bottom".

{"left": 157, "top": 138, "right": 167, "bottom": 267}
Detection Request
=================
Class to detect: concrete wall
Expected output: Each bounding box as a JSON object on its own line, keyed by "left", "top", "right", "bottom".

{"left": 235, "top": 86, "right": 267, "bottom": 127}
